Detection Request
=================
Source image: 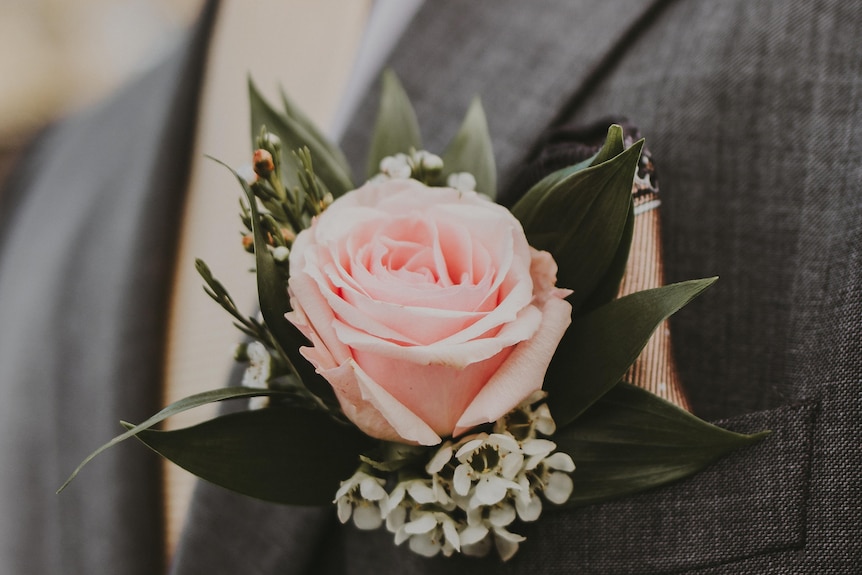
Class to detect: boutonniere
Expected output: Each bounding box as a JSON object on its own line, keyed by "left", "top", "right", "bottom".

{"left": 61, "top": 71, "right": 767, "bottom": 561}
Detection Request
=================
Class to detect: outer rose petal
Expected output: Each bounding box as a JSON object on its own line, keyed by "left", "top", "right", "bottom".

{"left": 318, "top": 359, "right": 441, "bottom": 445}
{"left": 453, "top": 296, "right": 571, "bottom": 435}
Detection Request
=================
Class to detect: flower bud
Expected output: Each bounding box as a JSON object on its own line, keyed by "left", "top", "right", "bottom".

{"left": 447, "top": 172, "right": 477, "bottom": 192}
{"left": 318, "top": 192, "right": 334, "bottom": 212}
{"left": 273, "top": 246, "right": 290, "bottom": 262}
{"left": 413, "top": 150, "right": 443, "bottom": 174}
{"left": 253, "top": 149, "right": 275, "bottom": 178}
{"left": 241, "top": 234, "right": 255, "bottom": 252}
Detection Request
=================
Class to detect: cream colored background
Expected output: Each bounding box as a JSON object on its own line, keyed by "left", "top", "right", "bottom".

{"left": 0, "top": 0, "right": 203, "bottom": 180}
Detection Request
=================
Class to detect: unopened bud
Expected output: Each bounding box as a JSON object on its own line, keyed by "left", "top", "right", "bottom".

{"left": 253, "top": 149, "right": 275, "bottom": 178}
{"left": 319, "top": 193, "right": 334, "bottom": 211}
{"left": 447, "top": 172, "right": 477, "bottom": 192}
{"left": 281, "top": 228, "right": 296, "bottom": 244}
{"left": 414, "top": 150, "right": 443, "bottom": 173}
{"left": 263, "top": 132, "right": 281, "bottom": 148}
{"left": 272, "top": 246, "right": 290, "bottom": 262}
{"left": 241, "top": 234, "right": 255, "bottom": 252}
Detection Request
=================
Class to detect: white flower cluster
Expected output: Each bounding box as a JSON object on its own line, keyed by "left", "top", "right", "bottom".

{"left": 370, "top": 150, "right": 454, "bottom": 184}
{"left": 370, "top": 151, "right": 478, "bottom": 194}
{"left": 333, "top": 391, "right": 575, "bottom": 561}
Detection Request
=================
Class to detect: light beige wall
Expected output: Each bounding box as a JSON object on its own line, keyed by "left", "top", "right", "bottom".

{"left": 0, "top": 0, "right": 203, "bottom": 139}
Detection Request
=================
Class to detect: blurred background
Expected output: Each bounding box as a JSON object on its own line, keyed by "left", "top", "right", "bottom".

{"left": 0, "top": 0, "right": 204, "bottom": 184}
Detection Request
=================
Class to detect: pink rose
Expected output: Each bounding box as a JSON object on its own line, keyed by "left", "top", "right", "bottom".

{"left": 286, "top": 178, "right": 572, "bottom": 445}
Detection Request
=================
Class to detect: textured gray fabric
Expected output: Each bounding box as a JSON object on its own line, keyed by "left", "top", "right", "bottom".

{"left": 1, "top": 0, "right": 859, "bottom": 573}
{"left": 0, "top": 3, "right": 218, "bottom": 574}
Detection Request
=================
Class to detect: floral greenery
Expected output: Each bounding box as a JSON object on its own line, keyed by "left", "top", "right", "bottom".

{"left": 60, "top": 71, "right": 767, "bottom": 560}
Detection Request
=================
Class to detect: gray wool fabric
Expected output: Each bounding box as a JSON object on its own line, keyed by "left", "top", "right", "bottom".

{"left": 1, "top": 0, "right": 860, "bottom": 574}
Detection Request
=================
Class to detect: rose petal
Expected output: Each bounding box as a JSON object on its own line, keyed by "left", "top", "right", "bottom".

{"left": 349, "top": 360, "right": 441, "bottom": 445}
{"left": 453, "top": 296, "right": 572, "bottom": 435}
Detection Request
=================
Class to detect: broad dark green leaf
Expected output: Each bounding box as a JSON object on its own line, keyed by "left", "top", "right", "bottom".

{"left": 243, "top": 174, "right": 337, "bottom": 405}
{"left": 553, "top": 382, "right": 769, "bottom": 507}
{"left": 280, "top": 86, "right": 352, "bottom": 178}
{"left": 545, "top": 278, "right": 718, "bottom": 427}
{"left": 440, "top": 97, "right": 497, "bottom": 199}
{"left": 249, "top": 79, "right": 353, "bottom": 196}
{"left": 577, "top": 199, "right": 634, "bottom": 314}
{"left": 58, "top": 386, "right": 295, "bottom": 492}
{"left": 366, "top": 70, "right": 422, "bottom": 178}
{"left": 512, "top": 139, "right": 642, "bottom": 311}
{"left": 133, "top": 407, "right": 374, "bottom": 505}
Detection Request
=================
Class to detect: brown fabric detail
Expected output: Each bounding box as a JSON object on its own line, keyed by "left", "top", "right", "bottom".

{"left": 617, "top": 197, "right": 690, "bottom": 410}
{"left": 503, "top": 118, "right": 689, "bottom": 409}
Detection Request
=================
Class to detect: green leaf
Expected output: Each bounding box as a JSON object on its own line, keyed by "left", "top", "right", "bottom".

{"left": 441, "top": 97, "right": 497, "bottom": 199}
{"left": 133, "top": 407, "right": 374, "bottom": 505}
{"left": 280, "top": 86, "right": 352, "bottom": 177}
{"left": 58, "top": 386, "right": 294, "bottom": 493}
{"left": 249, "top": 78, "right": 354, "bottom": 196}
{"left": 588, "top": 123, "right": 626, "bottom": 166}
{"left": 577, "top": 199, "right": 634, "bottom": 314}
{"left": 553, "top": 382, "right": 769, "bottom": 507}
{"left": 512, "top": 137, "right": 642, "bottom": 311}
{"left": 242, "top": 171, "right": 337, "bottom": 406}
{"left": 366, "top": 70, "right": 422, "bottom": 178}
{"left": 511, "top": 125, "right": 626, "bottom": 212}
{"left": 545, "top": 278, "right": 718, "bottom": 427}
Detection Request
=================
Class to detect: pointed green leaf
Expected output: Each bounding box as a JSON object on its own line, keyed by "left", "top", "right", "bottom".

{"left": 366, "top": 70, "right": 422, "bottom": 178}
{"left": 545, "top": 278, "right": 718, "bottom": 427}
{"left": 249, "top": 78, "right": 353, "bottom": 196}
{"left": 588, "top": 123, "right": 626, "bottom": 166}
{"left": 441, "top": 97, "right": 497, "bottom": 199}
{"left": 241, "top": 171, "right": 337, "bottom": 406}
{"left": 280, "top": 85, "right": 352, "bottom": 177}
{"left": 511, "top": 125, "right": 625, "bottom": 226}
{"left": 512, "top": 138, "right": 642, "bottom": 310}
{"left": 58, "top": 386, "right": 294, "bottom": 492}
{"left": 509, "top": 124, "right": 625, "bottom": 213}
{"left": 133, "top": 407, "right": 374, "bottom": 505}
{"left": 554, "top": 382, "right": 769, "bottom": 507}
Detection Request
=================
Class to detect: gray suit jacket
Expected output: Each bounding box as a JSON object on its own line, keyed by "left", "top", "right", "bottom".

{"left": 1, "top": 1, "right": 859, "bottom": 573}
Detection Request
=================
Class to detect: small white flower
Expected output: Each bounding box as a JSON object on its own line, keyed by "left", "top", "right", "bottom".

{"left": 493, "top": 526, "right": 527, "bottom": 562}
{"left": 532, "top": 402, "right": 556, "bottom": 436}
{"left": 514, "top": 476, "right": 543, "bottom": 521}
{"left": 272, "top": 245, "right": 290, "bottom": 262}
{"left": 460, "top": 504, "right": 525, "bottom": 561}
{"left": 333, "top": 470, "right": 388, "bottom": 530}
{"left": 393, "top": 508, "right": 461, "bottom": 558}
{"left": 522, "top": 438, "right": 557, "bottom": 470}
{"left": 452, "top": 433, "right": 523, "bottom": 508}
{"left": 446, "top": 172, "right": 477, "bottom": 192}
{"left": 544, "top": 469, "right": 575, "bottom": 505}
{"left": 494, "top": 390, "right": 556, "bottom": 439}
{"left": 379, "top": 153, "right": 412, "bottom": 179}
{"left": 242, "top": 341, "right": 272, "bottom": 409}
{"left": 425, "top": 441, "right": 454, "bottom": 474}
{"left": 532, "top": 450, "right": 576, "bottom": 505}
{"left": 382, "top": 477, "right": 439, "bottom": 518}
